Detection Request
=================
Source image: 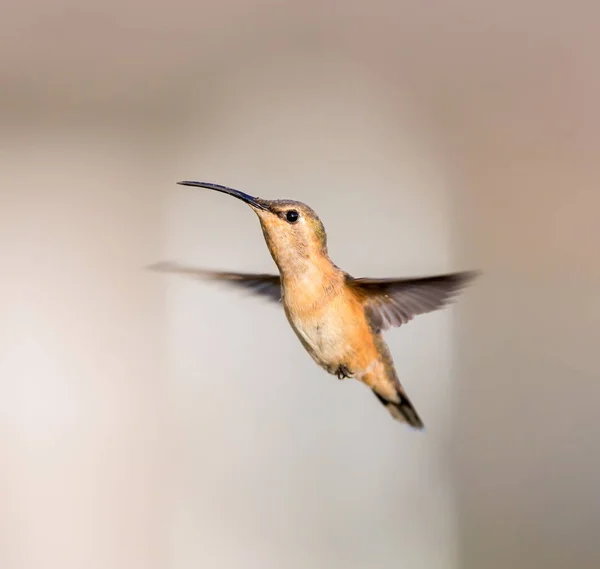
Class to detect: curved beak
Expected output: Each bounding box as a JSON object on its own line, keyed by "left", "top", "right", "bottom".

{"left": 177, "top": 181, "right": 269, "bottom": 211}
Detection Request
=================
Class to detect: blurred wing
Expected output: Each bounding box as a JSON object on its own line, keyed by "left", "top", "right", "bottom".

{"left": 348, "top": 271, "right": 479, "bottom": 331}
{"left": 149, "top": 261, "right": 282, "bottom": 302}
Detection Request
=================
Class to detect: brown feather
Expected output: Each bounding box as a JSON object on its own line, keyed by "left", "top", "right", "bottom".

{"left": 148, "top": 262, "right": 282, "bottom": 302}
{"left": 347, "top": 270, "right": 479, "bottom": 331}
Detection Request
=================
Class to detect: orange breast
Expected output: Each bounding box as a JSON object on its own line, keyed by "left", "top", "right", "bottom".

{"left": 284, "top": 282, "right": 382, "bottom": 375}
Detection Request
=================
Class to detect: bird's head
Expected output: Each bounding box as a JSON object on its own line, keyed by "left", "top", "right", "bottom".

{"left": 178, "top": 181, "right": 329, "bottom": 276}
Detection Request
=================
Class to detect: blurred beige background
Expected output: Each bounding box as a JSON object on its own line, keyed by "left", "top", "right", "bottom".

{"left": 1, "top": 2, "right": 599, "bottom": 569}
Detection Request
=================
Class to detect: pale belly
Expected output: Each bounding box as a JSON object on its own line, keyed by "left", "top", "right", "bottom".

{"left": 284, "top": 300, "right": 373, "bottom": 377}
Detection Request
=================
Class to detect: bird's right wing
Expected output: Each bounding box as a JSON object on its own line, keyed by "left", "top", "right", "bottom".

{"left": 148, "top": 261, "right": 282, "bottom": 302}
{"left": 347, "top": 271, "right": 478, "bottom": 331}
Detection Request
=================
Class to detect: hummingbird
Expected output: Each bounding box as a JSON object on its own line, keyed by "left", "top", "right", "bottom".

{"left": 152, "top": 181, "right": 478, "bottom": 429}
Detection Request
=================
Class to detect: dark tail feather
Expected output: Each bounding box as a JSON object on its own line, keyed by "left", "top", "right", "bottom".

{"left": 373, "top": 388, "right": 424, "bottom": 429}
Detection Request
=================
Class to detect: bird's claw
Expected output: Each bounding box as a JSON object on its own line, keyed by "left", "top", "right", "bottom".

{"left": 336, "top": 365, "right": 351, "bottom": 380}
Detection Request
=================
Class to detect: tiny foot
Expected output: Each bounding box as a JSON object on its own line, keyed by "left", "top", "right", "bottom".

{"left": 336, "top": 365, "right": 351, "bottom": 380}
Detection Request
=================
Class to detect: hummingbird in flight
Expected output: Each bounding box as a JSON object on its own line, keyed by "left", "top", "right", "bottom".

{"left": 152, "top": 181, "right": 478, "bottom": 429}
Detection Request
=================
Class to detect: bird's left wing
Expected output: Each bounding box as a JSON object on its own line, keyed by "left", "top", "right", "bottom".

{"left": 149, "top": 262, "right": 282, "bottom": 302}
{"left": 347, "top": 271, "right": 478, "bottom": 331}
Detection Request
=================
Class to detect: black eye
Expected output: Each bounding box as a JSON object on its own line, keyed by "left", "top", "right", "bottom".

{"left": 285, "top": 210, "right": 299, "bottom": 223}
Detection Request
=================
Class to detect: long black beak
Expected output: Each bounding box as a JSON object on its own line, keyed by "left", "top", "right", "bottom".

{"left": 177, "top": 181, "right": 269, "bottom": 211}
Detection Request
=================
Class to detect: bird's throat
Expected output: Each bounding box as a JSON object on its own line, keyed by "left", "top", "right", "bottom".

{"left": 280, "top": 256, "right": 344, "bottom": 313}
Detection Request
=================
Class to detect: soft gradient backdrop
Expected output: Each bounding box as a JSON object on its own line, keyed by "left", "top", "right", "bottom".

{"left": 1, "top": 2, "right": 598, "bottom": 569}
